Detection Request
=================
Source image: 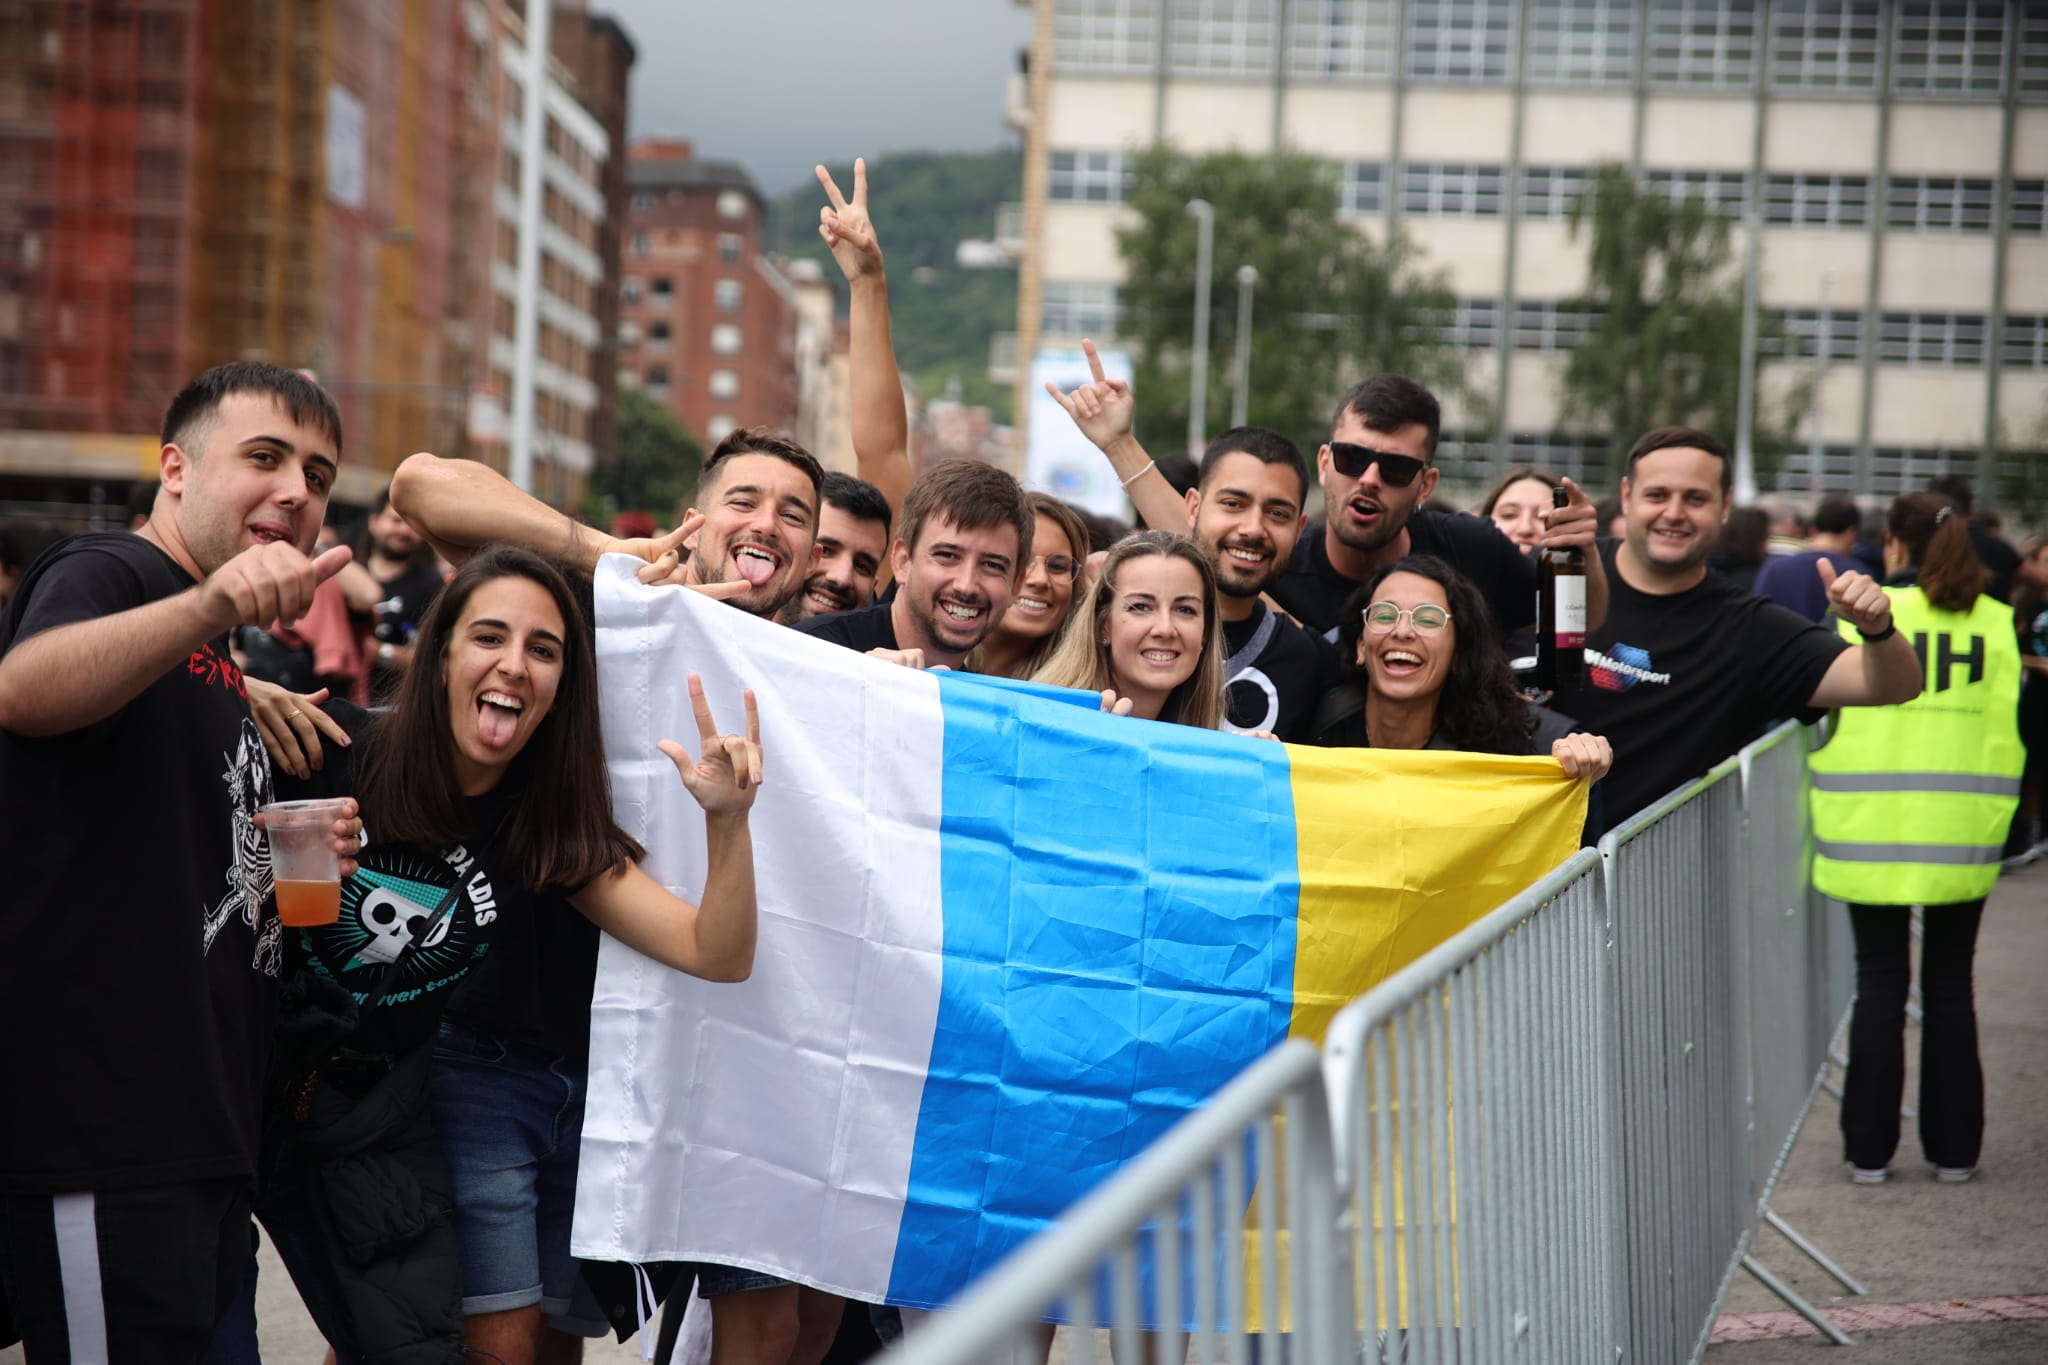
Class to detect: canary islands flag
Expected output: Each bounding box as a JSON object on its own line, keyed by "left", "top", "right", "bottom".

{"left": 572, "top": 557, "right": 1585, "bottom": 1308}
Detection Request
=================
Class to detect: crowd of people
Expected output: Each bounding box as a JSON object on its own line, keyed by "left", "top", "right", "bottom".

{"left": 0, "top": 157, "right": 2040, "bottom": 1365}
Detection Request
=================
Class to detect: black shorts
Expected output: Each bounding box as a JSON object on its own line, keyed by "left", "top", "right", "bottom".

{"left": 0, "top": 1176, "right": 253, "bottom": 1364}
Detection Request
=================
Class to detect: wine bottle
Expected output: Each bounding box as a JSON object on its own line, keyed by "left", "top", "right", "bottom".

{"left": 1537, "top": 485, "right": 1586, "bottom": 696}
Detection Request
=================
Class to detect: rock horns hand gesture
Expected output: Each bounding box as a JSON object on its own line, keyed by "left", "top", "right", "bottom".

{"left": 658, "top": 674, "right": 764, "bottom": 817}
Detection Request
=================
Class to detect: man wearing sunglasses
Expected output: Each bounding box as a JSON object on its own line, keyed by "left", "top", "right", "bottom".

{"left": 1269, "top": 375, "right": 1607, "bottom": 646}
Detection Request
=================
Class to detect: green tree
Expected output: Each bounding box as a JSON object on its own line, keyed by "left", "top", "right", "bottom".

{"left": 1113, "top": 146, "right": 1476, "bottom": 460}
{"left": 1561, "top": 164, "right": 1804, "bottom": 481}
{"left": 595, "top": 388, "right": 704, "bottom": 521}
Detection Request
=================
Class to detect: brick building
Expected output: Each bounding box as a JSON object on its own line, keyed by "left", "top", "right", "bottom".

{"left": 618, "top": 140, "right": 799, "bottom": 445}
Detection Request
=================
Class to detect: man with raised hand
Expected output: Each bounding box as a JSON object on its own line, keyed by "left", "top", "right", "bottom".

{"left": 390, "top": 426, "right": 824, "bottom": 621}
{"left": 0, "top": 362, "right": 358, "bottom": 1363}
{"left": 1046, "top": 347, "right": 1332, "bottom": 739}
{"left": 816, "top": 159, "right": 913, "bottom": 523}
{"left": 1573, "top": 426, "right": 1923, "bottom": 824}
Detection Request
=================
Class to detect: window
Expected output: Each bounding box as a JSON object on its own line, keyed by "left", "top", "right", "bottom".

{"left": 2002, "top": 315, "right": 2048, "bottom": 369}
{"left": 1048, "top": 150, "right": 1132, "bottom": 204}
{"left": 1519, "top": 165, "right": 1589, "bottom": 219}
{"left": 1405, "top": 0, "right": 1517, "bottom": 82}
{"left": 1885, "top": 176, "right": 1997, "bottom": 232}
{"left": 1502, "top": 433, "right": 1614, "bottom": 484}
{"left": 1337, "top": 160, "right": 1385, "bottom": 215}
{"left": 2024, "top": 6, "right": 2048, "bottom": 96}
{"left": 1646, "top": 0, "right": 1760, "bottom": 90}
{"left": 618, "top": 368, "right": 639, "bottom": 389}
{"left": 618, "top": 321, "right": 641, "bottom": 349}
{"left": 1643, "top": 168, "right": 1750, "bottom": 216}
{"left": 718, "top": 233, "right": 743, "bottom": 265}
{"left": 632, "top": 190, "right": 653, "bottom": 211}
{"left": 621, "top": 276, "right": 642, "bottom": 303}
{"left": 1524, "top": 0, "right": 1637, "bottom": 85}
{"left": 631, "top": 231, "right": 649, "bottom": 257}
{"left": 709, "top": 369, "right": 740, "bottom": 399}
{"left": 1876, "top": 311, "right": 1989, "bottom": 366}
{"left": 1041, "top": 281, "right": 1123, "bottom": 336}
{"left": 714, "top": 278, "right": 743, "bottom": 312}
{"left": 1767, "top": 1, "right": 1880, "bottom": 91}
{"left": 1286, "top": 0, "right": 1397, "bottom": 79}
{"left": 645, "top": 365, "right": 670, "bottom": 393}
{"left": 1401, "top": 162, "right": 1505, "bottom": 216}
{"left": 1167, "top": 0, "right": 1279, "bottom": 76}
{"left": 1762, "top": 173, "right": 1870, "bottom": 228}
{"left": 707, "top": 415, "right": 737, "bottom": 442}
{"left": 2013, "top": 180, "right": 2048, "bottom": 234}
{"left": 717, "top": 189, "right": 749, "bottom": 220}
{"left": 1420, "top": 297, "right": 1501, "bottom": 348}
{"left": 1769, "top": 308, "right": 1865, "bottom": 360}
{"left": 1511, "top": 300, "right": 1603, "bottom": 351}
{"left": 1053, "top": 0, "right": 1163, "bottom": 74}
{"left": 647, "top": 322, "right": 671, "bottom": 351}
{"left": 1892, "top": 1, "right": 2006, "bottom": 97}
{"left": 651, "top": 276, "right": 673, "bottom": 298}
{"left": 711, "top": 323, "right": 742, "bottom": 355}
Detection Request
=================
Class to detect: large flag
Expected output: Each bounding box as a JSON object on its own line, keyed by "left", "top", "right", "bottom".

{"left": 573, "top": 558, "right": 1585, "bottom": 1308}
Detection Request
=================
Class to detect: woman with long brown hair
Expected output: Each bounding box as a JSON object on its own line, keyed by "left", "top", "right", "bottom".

{"left": 967, "top": 492, "right": 1092, "bottom": 678}
{"left": 1812, "top": 492, "right": 2024, "bottom": 1185}
{"left": 1032, "top": 531, "right": 1226, "bottom": 729}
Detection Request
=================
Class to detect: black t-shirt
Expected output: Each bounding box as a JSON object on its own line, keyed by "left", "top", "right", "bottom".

{"left": 1270, "top": 510, "right": 1537, "bottom": 639}
{"left": 367, "top": 558, "right": 446, "bottom": 697}
{"left": 1220, "top": 603, "right": 1337, "bottom": 741}
{"left": 274, "top": 704, "right": 524, "bottom": 1060}
{"left": 1969, "top": 525, "right": 2021, "bottom": 604}
{"left": 0, "top": 533, "right": 279, "bottom": 1192}
{"left": 1569, "top": 540, "right": 1848, "bottom": 825}
{"left": 793, "top": 601, "right": 900, "bottom": 653}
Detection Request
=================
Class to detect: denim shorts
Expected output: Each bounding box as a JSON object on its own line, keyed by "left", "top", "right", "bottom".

{"left": 694, "top": 1262, "right": 793, "bottom": 1296}
{"left": 429, "top": 1021, "right": 607, "bottom": 1336}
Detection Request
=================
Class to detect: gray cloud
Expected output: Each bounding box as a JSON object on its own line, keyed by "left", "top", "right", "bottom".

{"left": 603, "top": 0, "right": 1034, "bottom": 195}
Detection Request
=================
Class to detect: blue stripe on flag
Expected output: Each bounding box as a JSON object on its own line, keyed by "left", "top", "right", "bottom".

{"left": 885, "top": 674, "right": 1301, "bottom": 1306}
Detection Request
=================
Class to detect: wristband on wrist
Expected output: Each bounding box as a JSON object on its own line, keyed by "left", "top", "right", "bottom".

{"left": 1857, "top": 620, "right": 1897, "bottom": 643}
{"left": 1119, "top": 459, "right": 1156, "bottom": 489}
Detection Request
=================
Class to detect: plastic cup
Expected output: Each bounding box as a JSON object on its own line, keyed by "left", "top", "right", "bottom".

{"left": 262, "top": 798, "right": 351, "bottom": 927}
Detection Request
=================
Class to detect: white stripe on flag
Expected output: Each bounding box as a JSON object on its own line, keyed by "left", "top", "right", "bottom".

{"left": 575, "top": 560, "right": 947, "bottom": 1296}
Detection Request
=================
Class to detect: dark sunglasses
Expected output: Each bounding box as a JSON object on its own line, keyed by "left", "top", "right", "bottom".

{"left": 1327, "top": 442, "right": 1428, "bottom": 488}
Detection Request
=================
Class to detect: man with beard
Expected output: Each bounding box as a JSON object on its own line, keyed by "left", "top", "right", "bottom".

{"left": 780, "top": 472, "right": 892, "bottom": 623}
{"left": 794, "top": 458, "right": 1031, "bottom": 671}
{"left": 388, "top": 428, "right": 823, "bottom": 622}
{"left": 337, "top": 485, "right": 444, "bottom": 697}
{"left": 1272, "top": 375, "right": 1607, "bottom": 643}
{"left": 1573, "top": 427, "right": 1921, "bottom": 824}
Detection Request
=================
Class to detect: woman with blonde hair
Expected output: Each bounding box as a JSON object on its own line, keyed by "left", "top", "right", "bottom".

{"left": 968, "top": 492, "right": 1093, "bottom": 678}
{"left": 1033, "top": 530, "right": 1225, "bottom": 729}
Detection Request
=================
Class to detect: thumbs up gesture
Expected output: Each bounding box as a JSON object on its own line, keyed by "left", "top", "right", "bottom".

{"left": 1817, "top": 558, "right": 1893, "bottom": 636}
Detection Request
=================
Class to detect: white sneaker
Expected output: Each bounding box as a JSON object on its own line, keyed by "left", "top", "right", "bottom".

{"left": 1934, "top": 1166, "right": 1976, "bottom": 1183}
{"left": 1847, "top": 1164, "right": 1890, "bottom": 1184}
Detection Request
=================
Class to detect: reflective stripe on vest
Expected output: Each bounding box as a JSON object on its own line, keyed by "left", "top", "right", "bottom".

{"left": 1813, "top": 839, "right": 2004, "bottom": 866}
{"left": 1809, "top": 772, "right": 2022, "bottom": 797}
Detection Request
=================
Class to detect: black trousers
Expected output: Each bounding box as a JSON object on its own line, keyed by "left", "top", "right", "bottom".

{"left": 1839, "top": 900, "right": 1987, "bottom": 1171}
{"left": 0, "top": 1176, "right": 253, "bottom": 1364}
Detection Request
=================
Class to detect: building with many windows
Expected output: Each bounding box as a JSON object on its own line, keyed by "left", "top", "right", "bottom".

{"left": 1011, "top": 0, "right": 2048, "bottom": 495}
{"left": 617, "top": 140, "right": 800, "bottom": 447}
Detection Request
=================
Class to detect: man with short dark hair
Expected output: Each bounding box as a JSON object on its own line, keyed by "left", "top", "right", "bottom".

{"left": 794, "top": 459, "right": 1032, "bottom": 670}
{"left": 0, "top": 362, "right": 357, "bottom": 1361}
{"left": 1754, "top": 495, "right": 1863, "bottom": 622}
{"left": 1269, "top": 374, "right": 1607, "bottom": 641}
{"left": 334, "top": 485, "right": 444, "bottom": 697}
{"left": 1572, "top": 426, "right": 1923, "bottom": 824}
{"left": 782, "top": 471, "right": 891, "bottom": 623}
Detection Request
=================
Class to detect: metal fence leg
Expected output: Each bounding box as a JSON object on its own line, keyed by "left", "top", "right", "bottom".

{"left": 1738, "top": 1255, "right": 1854, "bottom": 1347}
{"left": 1761, "top": 1209, "right": 1869, "bottom": 1297}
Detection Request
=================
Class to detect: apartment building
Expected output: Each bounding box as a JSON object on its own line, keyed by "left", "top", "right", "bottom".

{"left": 1012, "top": 0, "right": 2048, "bottom": 495}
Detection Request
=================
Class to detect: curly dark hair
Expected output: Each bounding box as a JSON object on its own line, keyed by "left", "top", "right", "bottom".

{"left": 1334, "top": 554, "right": 1534, "bottom": 755}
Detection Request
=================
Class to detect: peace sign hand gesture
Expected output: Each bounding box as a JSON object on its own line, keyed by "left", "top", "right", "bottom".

{"left": 658, "top": 674, "right": 764, "bottom": 817}
{"left": 817, "top": 159, "right": 883, "bottom": 283}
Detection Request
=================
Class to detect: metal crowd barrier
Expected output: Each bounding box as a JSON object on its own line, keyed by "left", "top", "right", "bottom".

{"left": 888, "top": 721, "right": 1858, "bottom": 1364}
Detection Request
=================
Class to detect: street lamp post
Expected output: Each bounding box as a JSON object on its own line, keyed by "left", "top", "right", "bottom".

{"left": 1186, "top": 199, "right": 1215, "bottom": 457}
{"left": 1230, "top": 265, "right": 1258, "bottom": 429}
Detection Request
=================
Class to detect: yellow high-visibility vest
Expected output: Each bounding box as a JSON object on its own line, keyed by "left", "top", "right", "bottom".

{"left": 1808, "top": 585, "right": 2023, "bottom": 904}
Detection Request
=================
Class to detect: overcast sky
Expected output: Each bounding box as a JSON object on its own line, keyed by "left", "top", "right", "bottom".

{"left": 603, "top": 0, "right": 1034, "bottom": 196}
